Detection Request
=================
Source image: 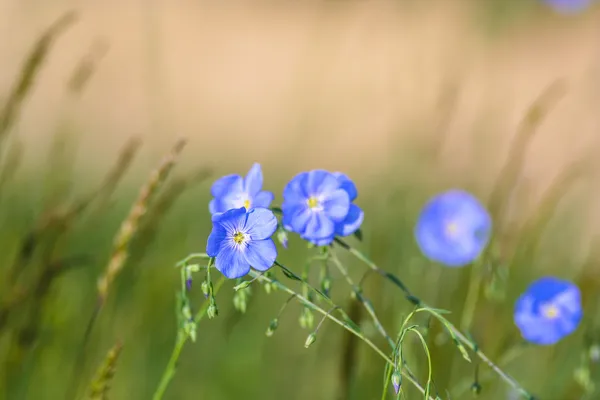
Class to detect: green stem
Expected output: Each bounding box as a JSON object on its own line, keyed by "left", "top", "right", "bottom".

{"left": 334, "top": 238, "right": 534, "bottom": 400}
{"left": 249, "top": 269, "right": 435, "bottom": 400}
{"left": 454, "top": 342, "right": 528, "bottom": 396}
{"left": 152, "top": 332, "right": 187, "bottom": 400}
{"left": 329, "top": 249, "right": 395, "bottom": 348}
{"left": 459, "top": 260, "right": 483, "bottom": 332}
{"left": 152, "top": 274, "right": 226, "bottom": 400}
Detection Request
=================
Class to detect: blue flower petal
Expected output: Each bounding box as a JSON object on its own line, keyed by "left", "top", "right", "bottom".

{"left": 335, "top": 204, "right": 364, "bottom": 236}
{"left": 214, "top": 243, "right": 251, "bottom": 279}
{"left": 209, "top": 198, "right": 221, "bottom": 215}
{"left": 283, "top": 172, "right": 309, "bottom": 201}
{"left": 306, "top": 170, "right": 339, "bottom": 196}
{"left": 206, "top": 224, "right": 227, "bottom": 257}
{"left": 211, "top": 175, "right": 243, "bottom": 198}
{"left": 212, "top": 207, "right": 247, "bottom": 234}
{"left": 334, "top": 172, "right": 358, "bottom": 201}
{"left": 288, "top": 206, "right": 312, "bottom": 234}
{"left": 303, "top": 211, "right": 335, "bottom": 241}
{"left": 245, "top": 239, "right": 277, "bottom": 271}
{"left": 304, "top": 234, "right": 334, "bottom": 246}
{"left": 514, "top": 277, "right": 582, "bottom": 345}
{"left": 323, "top": 189, "right": 350, "bottom": 222}
{"left": 245, "top": 208, "right": 277, "bottom": 240}
{"left": 244, "top": 163, "right": 263, "bottom": 196}
{"left": 253, "top": 191, "right": 274, "bottom": 209}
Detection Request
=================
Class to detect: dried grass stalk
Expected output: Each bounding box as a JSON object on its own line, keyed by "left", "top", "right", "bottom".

{"left": 0, "top": 11, "right": 78, "bottom": 145}
{"left": 97, "top": 138, "right": 187, "bottom": 305}
{"left": 87, "top": 341, "right": 123, "bottom": 400}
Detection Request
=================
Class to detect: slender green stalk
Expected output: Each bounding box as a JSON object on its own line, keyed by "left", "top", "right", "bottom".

{"left": 459, "top": 259, "right": 483, "bottom": 331}
{"left": 249, "top": 269, "right": 435, "bottom": 400}
{"left": 334, "top": 238, "right": 534, "bottom": 400}
{"left": 152, "top": 275, "right": 226, "bottom": 400}
{"left": 329, "top": 249, "right": 395, "bottom": 348}
{"left": 402, "top": 327, "right": 432, "bottom": 399}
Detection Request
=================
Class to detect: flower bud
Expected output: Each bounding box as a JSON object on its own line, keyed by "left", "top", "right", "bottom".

{"left": 234, "top": 280, "right": 251, "bottom": 291}
{"left": 207, "top": 303, "right": 218, "bottom": 319}
{"left": 277, "top": 229, "right": 288, "bottom": 249}
{"left": 304, "top": 332, "right": 317, "bottom": 348}
{"left": 266, "top": 318, "right": 279, "bottom": 337}
{"left": 187, "top": 264, "right": 200, "bottom": 273}
{"left": 391, "top": 370, "right": 402, "bottom": 394}
{"left": 201, "top": 281, "right": 210, "bottom": 298}
{"left": 299, "top": 308, "right": 314, "bottom": 329}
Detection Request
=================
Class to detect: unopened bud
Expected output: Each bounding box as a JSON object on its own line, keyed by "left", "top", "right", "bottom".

{"left": 304, "top": 332, "right": 317, "bottom": 348}
{"left": 299, "top": 308, "right": 314, "bottom": 329}
{"left": 266, "top": 319, "right": 279, "bottom": 337}
{"left": 187, "top": 264, "right": 200, "bottom": 273}
{"left": 264, "top": 281, "right": 272, "bottom": 294}
{"left": 391, "top": 370, "right": 402, "bottom": 394}
{"left": 201, "top": 281, "right": 210, "bottom": 298}
{"left": 277, "top": 229, "right": 288, "bottom": 249}
{"left": 233, "top": 291, "right": 248, "bottom": 314}
{"left": 207, "top": 303, "right": 218, "bottom": 319}
{"left": 321, "top": 277, "right": 332, "bottom": 296}
{"left": 181, "top": 305, "right": 192, "bottom": 321}
{"left": 234, "top": 280, "right": 251, "bottom": 291}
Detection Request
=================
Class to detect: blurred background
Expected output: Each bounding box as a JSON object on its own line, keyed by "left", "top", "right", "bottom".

{"left": 1, "top": 0, "right": 600, "bottom": 399}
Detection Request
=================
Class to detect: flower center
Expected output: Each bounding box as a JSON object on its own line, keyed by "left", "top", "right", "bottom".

{"left": 307, "top": 196, "right": 320, "bottom": 209}
{"left": 233, "top": 231, "right": 248, "bottom": 246}
{"left": 243, "top": 199, "right": 251, "bottom": 209}
{"left": 541, "top": 304, "right": 560, "bottom": 320}
{"left": 445, "top": 221, "right": 460, "bottom": 237}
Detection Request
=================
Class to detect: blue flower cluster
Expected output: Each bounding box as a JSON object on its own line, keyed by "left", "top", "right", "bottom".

{"left": 205, "top": 163, "right": 583, "bottom": 345}
{"left": 206, "top": 165, "right": 363, "bottom": 278}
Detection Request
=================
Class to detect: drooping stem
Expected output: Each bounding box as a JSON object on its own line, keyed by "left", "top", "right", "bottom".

{"left": 334, "top": 237, "right": 535, "bottom": 400}
{"left": 329, "top": 249, "right": 395, "bottom": 348}
{"left": 249, "top": 269, "right": 435, "bottom": 400}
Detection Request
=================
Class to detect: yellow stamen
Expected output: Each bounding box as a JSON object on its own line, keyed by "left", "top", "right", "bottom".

{"left": 445, "top": 221, "right": 459, "bottom": 236}
{"left": 307, "top": 196, "right": 319, "bottom": 209}
{"left": 233, "top": 231, "right": 246, "bottom": 245}
{"left": 243, "top": 199, "right": 251, "bottom": 209}
{"left": 542, "top": 304, "right": 560, "bottom": 320}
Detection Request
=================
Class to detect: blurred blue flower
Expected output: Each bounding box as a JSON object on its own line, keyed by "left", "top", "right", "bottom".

{"left": 543, "top": 0, "right": 594, "bottom": 13}
{"left": 282, "top": 169, "right": 363, "bottom": 246}
{"left": 206, "top": 207, "right": 278, "bottom": 279}
{"left": 415, "top": 189, "right": 491, "bottom": 267}
{"left": 514, "top": 277, "right": 582, "bottom": 345}
{"left": 209, "top": 163, "right": 274, "bottom": 215}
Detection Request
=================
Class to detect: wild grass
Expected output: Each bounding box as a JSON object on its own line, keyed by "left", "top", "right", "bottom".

{"left": 1, "top": 4, "right": 600, "bottom": 400}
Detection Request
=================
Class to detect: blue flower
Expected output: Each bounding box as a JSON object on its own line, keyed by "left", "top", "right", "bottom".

{"left": 514, "top": 277, "right": 583, "bottom": 345}
{"left": 415, "top": 189, "right": 491, "bottom": 267}
{"left": 206, "top": 207, "right": 278, "bottom": 279}
{"left": 209, "top": 163, "right": 274, "bottom": 215}
{"left": 282, "top": 170, "right": 363, "bottom": 246}
{"left": 542, "top": 0, "right": 594, "bottom": 13}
